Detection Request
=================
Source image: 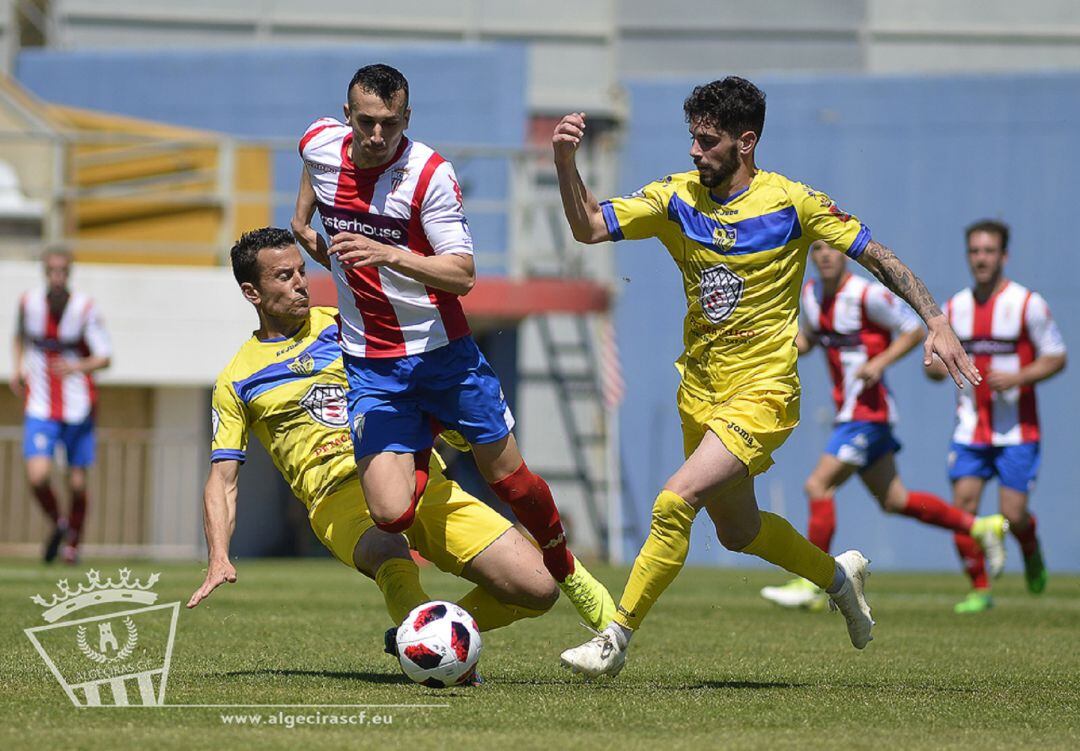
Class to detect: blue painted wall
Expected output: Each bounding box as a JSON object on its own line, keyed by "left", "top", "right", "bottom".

{"left": 614, "top": 72, "right": 1080, "bottom": 574}
{"left": 17, "top": 44, "right": 528, "bottom": 274}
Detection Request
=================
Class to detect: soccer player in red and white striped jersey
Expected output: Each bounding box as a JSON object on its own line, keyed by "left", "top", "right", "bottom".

{"left": 291, "top": 64, "right": 614, "bottom": 631}
{"left": 12, "top": 248, "right": 111, "bottom": 563}
{"left": 928, "top": 220, "right": 1066, "bottom": 612}
{"left": 761, "top": 242, "right": 1008, "bottom": 610}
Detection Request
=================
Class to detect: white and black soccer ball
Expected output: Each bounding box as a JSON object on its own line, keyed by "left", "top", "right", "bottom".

{"left": 396, "top": 601, "right": 481, "bottom": 688}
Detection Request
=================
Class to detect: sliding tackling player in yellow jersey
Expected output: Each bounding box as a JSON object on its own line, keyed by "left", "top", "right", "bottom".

{"left": 187, "top": 228, "right": 558, "bottom": 662}
{"left": 553, "top": 77, "right": 981, "bottom": 677}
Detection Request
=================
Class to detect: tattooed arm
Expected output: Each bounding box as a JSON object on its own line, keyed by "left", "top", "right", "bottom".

{"left": 857, "top": 240, "right": 981, "bottom": 389}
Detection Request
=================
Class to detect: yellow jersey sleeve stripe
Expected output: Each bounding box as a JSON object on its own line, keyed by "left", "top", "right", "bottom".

{"left": 600, "top": 200, "right": 624, "bottom": 241}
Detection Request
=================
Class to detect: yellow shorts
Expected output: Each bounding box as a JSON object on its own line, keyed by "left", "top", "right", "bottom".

{"left": 308, "top": 464, "right": 512, "bottom": 576}
{"left": 678, "top": 381, "right": 800, "bottom": 476}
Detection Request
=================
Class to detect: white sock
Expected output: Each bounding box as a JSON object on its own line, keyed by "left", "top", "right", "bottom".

{"left": 604, "top": 622, "right": 632, "bottom": 650}
{"left": 826, "top": 562, "right": 847, "bottom": 595}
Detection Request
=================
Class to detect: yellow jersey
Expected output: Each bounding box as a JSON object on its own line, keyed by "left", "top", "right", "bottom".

{"left": 600, "top": 169, "right": 870, "bottom": 398}
{"left": 211, "top": 306, "right": 355, "bottom": 508}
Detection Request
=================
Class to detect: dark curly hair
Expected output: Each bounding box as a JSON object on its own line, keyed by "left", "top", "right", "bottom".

{"left": 230, "top": 227, "right": 296, "bottom": 286}
{"left": 684, "top": 77, "right": 766, "bottom": 139}
{"left": 348, "top": 63, "right": 409, "bottom": 109}
{"left": 965, "top": 219, "right": 1010, "bottom": 252}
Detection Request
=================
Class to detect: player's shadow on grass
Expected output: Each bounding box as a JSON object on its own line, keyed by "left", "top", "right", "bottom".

{"left": 223, "top": 668, "right": 409, "bottom": 685}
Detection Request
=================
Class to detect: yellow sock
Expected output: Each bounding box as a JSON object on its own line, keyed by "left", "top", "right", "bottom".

{"left": 374, "top": 557, "right": 430, "bottom": 625}
{"left": 456, "top": 586, "right": 549, "bottom": 632}
{"left": 614, "top": 490, "right": 697, "bottom": 630}
{"left": 741, "top": 511, "right": 835, "bottom": 589}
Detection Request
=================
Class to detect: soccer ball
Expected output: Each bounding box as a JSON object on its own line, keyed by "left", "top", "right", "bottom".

{"left": 396, "top": 601, "right": 481, "bottom": 688}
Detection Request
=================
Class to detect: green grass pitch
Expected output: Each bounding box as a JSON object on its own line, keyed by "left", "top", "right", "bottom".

{"left": 1, "top": 557, "right": 1078, "bottom": 750}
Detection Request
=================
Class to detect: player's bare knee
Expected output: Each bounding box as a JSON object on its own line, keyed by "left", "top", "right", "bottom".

{"left": 717, "top": 524, "right": 756, "bottom": 552}
{"left": 352, "top": 528, "right": 410, "bottom": 577}
{"left": 803, "top": 476, "right": 828, "bottom": 499}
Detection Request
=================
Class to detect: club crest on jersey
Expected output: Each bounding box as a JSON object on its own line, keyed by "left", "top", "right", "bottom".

{"left": 390, "top": 166, "right": 410, "bottom": 193}
{"left": 700, "top": 264, "right": 744, "bottom": 324}
{"left": 712, "top": 225, "right": 737, "bottom": 252}
{"left": 288, "top": 353, "right": 315, "bottom": 376}
{"left": 299, "top": 383, "right": 348, "bottom": 428}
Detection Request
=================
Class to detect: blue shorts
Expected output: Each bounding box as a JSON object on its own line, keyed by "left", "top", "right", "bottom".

{"left": 825, "top": 421, "right": 901, "bottom": 469}
{"left": 344, "top": 335, "right": 515, "bottom": 460}
{"left": 23, "top": 416, "right": 96, "bottom": 467}
{"left": 948, "top": 442, "right": 1040, "bottom": 493}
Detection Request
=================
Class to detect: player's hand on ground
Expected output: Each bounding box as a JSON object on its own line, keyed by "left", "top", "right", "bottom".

{"left": 855, "top": 358, "right": 885, "bottom": 387}
{"left": 985, "top": 369, "right": 1022, "bottom": 392}
{"left": 924, "top": 316, "right": 981, "bottom": 389}
{"left": 552, "top": 113, "right": 587, "bottom": 161}
{"left": 329, "top": 232, "right": 398, "bottom": 269}
{"left": 187, "top": 559, "right": 237, "bottom": 608}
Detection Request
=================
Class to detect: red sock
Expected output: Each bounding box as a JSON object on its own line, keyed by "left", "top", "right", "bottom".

{"left": 68, "top": 489, "right": 88, "bottom": 546}
{"left": 489, "top": 461, "right": 574, "bottom": 581}
{"left": 901, "top": 491, "right": 974, "bottom": 534}
{"left": 1011, "top": 513, "right": 1040, "bottom": 558}
{"left": 373, "top": 451, "right": 429, "bottom": 534}
{"left": 807, "top": 497, "right": 836, "bottom": 553}
{"left": 413, "top": 449, "right": 431, "bottom": 504}
{"left": 32, "top": 484, "right": 60, "bottom": 524}
{"left": 953, "top": 532, "right": 988, "bottom": 589}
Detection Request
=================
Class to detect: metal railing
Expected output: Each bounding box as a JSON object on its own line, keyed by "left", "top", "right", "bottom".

{"left": 0, "top": 426, "right": 203, "bottom": 558}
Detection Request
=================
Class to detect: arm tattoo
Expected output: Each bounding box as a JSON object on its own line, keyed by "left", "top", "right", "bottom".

{"left": 859, "top": 240, "right": 943, "bottom": 322}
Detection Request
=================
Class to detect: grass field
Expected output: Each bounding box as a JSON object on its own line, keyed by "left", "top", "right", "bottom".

{"left": 1, "top": 557, "right": 1078, "bottom": 750}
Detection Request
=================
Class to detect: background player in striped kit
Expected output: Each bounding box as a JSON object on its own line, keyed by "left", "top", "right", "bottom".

{"left": 11, "top": 247, "right": 111, "bottom": 563}
{"left": 928, "top": 220, "right": 1066, "bottom": 613}
{"left": 292, "top": 64, "right": 615, "bottom": 630}
{"left": 761, "top": 241, "right": 1008, "bottom": 610}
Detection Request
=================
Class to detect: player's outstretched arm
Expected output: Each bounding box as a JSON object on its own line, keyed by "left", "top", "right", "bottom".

{"left": 291, "top": 169, "right": 331, "bottom": 270}
{"left": 552, "top": 113, "right": 611, "bottom": 244}
{"left": 856, "top": 240, "right": 981, "bottom": 389}
{"left": 187, "top": 460, "right": 240, "bottom": 608}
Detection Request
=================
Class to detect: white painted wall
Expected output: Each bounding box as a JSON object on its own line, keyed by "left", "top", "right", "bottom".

{"left": 0, "top": 261, "right": 257, "bottom": 386}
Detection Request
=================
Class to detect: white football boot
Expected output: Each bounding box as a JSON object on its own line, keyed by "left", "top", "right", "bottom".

{"left": 760, "top": 577, "right": 828, "bottom": 610}
{"left": 828, "top": 550, "right": 874, "bottom": 649}
{"left": 559, "top": 629, "right": 627, "bottom": 678}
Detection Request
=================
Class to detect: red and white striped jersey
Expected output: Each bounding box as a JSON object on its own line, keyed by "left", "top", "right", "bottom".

{"left": 946, "top": 280, "right": 1065, "bottom": 446}
{"left": 801, "top": 274, "right": 920, "bottom": 424}
{"left": 17, "top": 288, "right": 111, "bottom": 423}
{"left": 300, "top": 118, "right": 473, "bottom": 358}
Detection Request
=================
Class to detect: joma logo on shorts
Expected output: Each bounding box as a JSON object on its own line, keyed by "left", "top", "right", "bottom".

{"left": 726, "top": 421, "right": 755, "bottom": 447}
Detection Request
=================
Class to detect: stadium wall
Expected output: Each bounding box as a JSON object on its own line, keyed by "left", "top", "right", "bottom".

{"left": 15, "top": 43, "right": 528, "bottom": 276}
{"left": 614, "top": 71, "right": 1080, "bottom": 572}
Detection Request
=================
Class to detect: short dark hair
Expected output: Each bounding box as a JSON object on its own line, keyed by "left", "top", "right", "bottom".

{"left": 348, "top": 63, "right": 409, "bottom": 109}
{"left": 684, "top": 77, "right": 766, "bottom": 139}
{"left": 230, "top": 227, "right": 295, "bottom": 286}
{"left": 965, "top": 219, "right": 1010, "bottom": 252}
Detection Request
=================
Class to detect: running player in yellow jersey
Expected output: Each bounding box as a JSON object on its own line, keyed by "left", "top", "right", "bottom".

{"left": 187, "top": 228, "right": 558, "bottom": 664}
{"left": 552, "top": 77, "right": 980, "bottom": 677}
